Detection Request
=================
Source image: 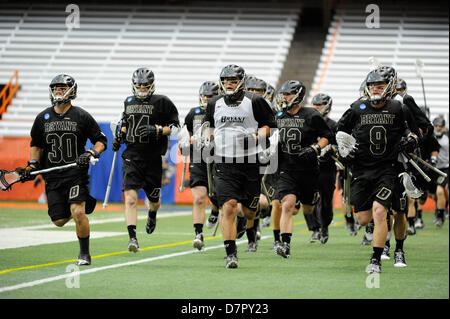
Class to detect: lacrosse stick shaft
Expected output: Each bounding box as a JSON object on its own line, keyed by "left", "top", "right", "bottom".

{"left": 206, "top": 156, "right": 213, "bottom": 197}
{"left": 260, "top": 165, "right": 271, "bottom": 201}
{"left": 30, "top": 158, "right": 99, "bottom": 175}
{"left": 408, "top": 153, "right": 447, "bottom": 178}
{"left": 103, "top": 151, "right": 118, "bottom": 209}
{"left": 403, "top": 153, "right": 431, "bottom": 182}
{"left": 179, "top": 156, "right": 188, "bottom": 192}
{"left": 212, "top": 211, "right": 220, "bottom": 237}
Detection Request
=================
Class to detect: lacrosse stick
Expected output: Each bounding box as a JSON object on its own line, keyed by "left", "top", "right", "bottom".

{"left": 103, "top": 116, "right": 123, "bottom": 208}
{"left": 196, "top": 121, "right": 213, "bottom": 198}
{"left": 408, "top": 152, "right": 447, "bottom": 180}
{"left": 368, "top": 56, "right": 381, "bottom": 70}
{"left": 336, "top": 131, "right": 357, "bottom": 158}
{"left": 1, "top": 159, "right": 99, "bottom": 191}
{"left": 414, "top": 59, "right": 427, "bottom": 109}
{"left": 259, "top": 129, "right": 279, "bottom": 201}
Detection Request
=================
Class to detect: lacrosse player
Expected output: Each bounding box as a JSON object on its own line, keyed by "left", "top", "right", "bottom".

{"left": 112, "top": 68, "right": 180, "bottom": 252}
{"left": 15, "top": 74, "right": 107, "bottom": 266}
{"left": 302, "top": 93, "right": 338, "bottom": 244}
{"left": 337, "top": 67, "right": 419, "bottom": 274}
{"left": 181, "top": 81, "right": 220, "bottom": 250}
{"left": 205, "top": 64, "right": 276, "bottom": 268}
{"left": 275, "top": 80, "right": 333, "bottom": 259}
{"left": 433, "top": 116, "right": 449, "bottom": 227}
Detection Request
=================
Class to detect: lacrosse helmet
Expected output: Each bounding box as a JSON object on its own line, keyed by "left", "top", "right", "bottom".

{"left": 199, "top": 81, "right": 219, "bottom": 109}
{"left": 433, "top": 116, "right": 446, "bottom": 137}
{"left": 219, "top": 64, "right": 246, "bottom": 99}
{"left": 245, "top": 76, "right": 267, "bottom": 96}
{"left": 49, "top": 74, "right": 77, "bottom": 106}
{"left": 364, "top": 66, "right": 397, "bottom": 105}
{"left": 132, "top": 67, "right": 155, "bottom": 99}
{"left": 312, "top": 93, "right": 332, "bottom": 116}
{"left": 265, "top": 84, "right": 275, "bottom": 104}
{"left": 278, "top": 80, "right": 306, "bottom": 110}
{"left": 396, "top": 78, "right": 407, "bottom": 96}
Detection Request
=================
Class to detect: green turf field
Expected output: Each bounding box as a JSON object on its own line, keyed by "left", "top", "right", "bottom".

{"left": 0, "top": 204, "right": 448, "bottom": 299}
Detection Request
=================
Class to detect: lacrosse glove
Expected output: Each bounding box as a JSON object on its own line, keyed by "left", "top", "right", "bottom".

{"left": 136, "top": 124, "right": 163, "bottom": 139}
{"left": 76, "top": 149, "right": 100, "bottom": 168}
{"left": 15, "top": 160, "right": 39, "bottom": 182}
{"left": 298, "top": 144, "right": 321, "bottom": 164}
{"left": 400, "top": 133, "right": 419, "bottom": 153}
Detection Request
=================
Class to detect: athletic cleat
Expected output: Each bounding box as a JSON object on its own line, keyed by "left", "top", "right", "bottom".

{"left": 145, "top": 215, "right": 157, "bottom": 234}
{"left": 271, "top": 240, "right": 281, "bottom": 251}
{"left": 320, "top": 227, "right": 329, "bottom": 244}
{"left": 365, "top": 258, "right": 381, "bottom": 274}
{"left": 192, "top": 233, "right": 205, "bottom": 251}
{"left": 407, "top": 225, "right": 416, "bottom": 235}
{"left": 435, "top": 218, "right": 444, "bottom": 228}
{"left": 256, "top": 227, "right": 261, "bottom": 241}
{"left": 245, "top": 241, "right": 258, "bottom": 252}
{"left": 206, "top": 214, "right": 218, "bottom": 229}
{"left": 393, "top": 250, "right": 407, "bottom": 267}
{"left": 414, "top": 218, "right": 424, "bottom": 229}
{"left": 349, "top": 222, "right": 358, "bottom": 236}
{"left": 127, "top": 238, "right": 140, "bottom": 253}
{"left": 381, "top": 245, "right": 390, "bottom": 260}
{"left": 225, "top": 254, "right": 239, "bottom": 268}
{"left": 361, "top": 234, "right": 372, "bottom": 246}
{"left": 261, "top": 216, "right": 271, "bottom": 228}
{"left": 75, "top": 254, "right": 91, "bottom": 266}
{"left": 309, "top": 230, "right": 321, "bottom": 243}
{"left": 276, "top": 242, "right": 290, "bottom": 259}
{"left": 236, "top": 216, "right": 247, "bottom": 239}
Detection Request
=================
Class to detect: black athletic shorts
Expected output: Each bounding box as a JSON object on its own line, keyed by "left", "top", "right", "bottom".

{"left": 437, "top": 167, "right": 449, "bottom": 187}
{"left": 214, "top": 162, "right": 260, "bottom": 210}
{"left": 350, "top": 164, "right": 396, "bottom": 212}
{"left": 45, "top": 175, "right": 96, "bottom": 222}
{"left": 277, "top": 167, "right": 320, "bottom": 206}
{"left": 122, "top": 156, "right": 162, "bottom": 203}
{"left": 189, "top": 162, "right": 219, "bottom": 207}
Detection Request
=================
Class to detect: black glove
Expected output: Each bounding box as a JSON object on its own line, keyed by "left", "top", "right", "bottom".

{"left": 298, "top": 144, "right": 321, "bottom": 163}
{"left": 15, "top": 160, "right": 39, "bottom": 182}
{"left": 76, "top": 149, "right": 100, "bottom": 168}
{"left": 428, "top": 155, "right": 438, "bottom": 167}
{"left": 400, "top": 134, "right": 418, "bottom": 153}
{"left": 319, "top": 144, "right": 337, "bottom": 162}
{"left": 112, "top": 137, "right": 123, "bottom": 152}
{"left": 136, "top": 124, "right": 162, "bottom": 139}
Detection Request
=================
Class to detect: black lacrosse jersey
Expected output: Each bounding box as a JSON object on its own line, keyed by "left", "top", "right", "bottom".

{"left": 30, "top": 105, "right": 107, "bottom": 181}
{"left": 337, "top": 99, "right": 409, "bottom": 169}
{"left": 121, "top": 94, "right": 179, "bottom": 159}
{"left": 276, "top": 106, "right": 333, "bottom": 171}
{"left": 184, "top": 106, "right": 208, "bottom": 163}
{"left": 319, "top": 116, "right": 338, "bottom": 171}
{"left": 395, "top": 93, "right": 433, "bottom": 136}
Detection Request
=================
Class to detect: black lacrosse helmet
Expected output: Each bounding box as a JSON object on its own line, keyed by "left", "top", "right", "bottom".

{"left": 199, "top": 81, "right": 219, "bottom": 108}
{"left": 219, "top": 64, "right": 246, "bottom": 99}
{"left": 364, "top": 66, "right": 397, "bottom": 105}
{"left": 433, "top": 116, "right": 446, "bottom": 127}
{"left": 49, "top": 74, "right": 77, "bottom": 106}
{"left": 132, "top": 67, "right": 155, "bottom": 99}
{"left": 278, "top": 80, "right": 306, "bottom": 110}
{"left": 396, "top": 78, "right": 407, "bottom": 91}
{"left": 312, "top": 93, "right": 332, "bottom": 116}
{"left": 265, "top": 84, "right": 275, "bottom": 104}
{"left": 245, "top": 77, "right": 267, "bottom": 95}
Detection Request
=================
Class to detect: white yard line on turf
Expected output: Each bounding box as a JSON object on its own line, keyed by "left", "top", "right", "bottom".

{"left": 0, "top": 236, "right": 270, "bottom": 294}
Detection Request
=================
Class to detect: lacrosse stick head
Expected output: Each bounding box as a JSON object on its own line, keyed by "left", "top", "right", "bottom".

{"left": 414, "top": 59, "right": 424, "bottom": 78}
{"left": 110, "top": 115, "right": 124, "bottom": 138}
{"left": 399, "top": 172, "right": 423, "bottom": 199}
{"left": 0, "top": 169, "right": 21, "bottom": 191}
{"left": 336, "top": 131, "right": 357, "bottom": 158}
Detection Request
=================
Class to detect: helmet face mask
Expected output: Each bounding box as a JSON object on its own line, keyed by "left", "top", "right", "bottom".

{"left": 219, "top": 65, "right": 246, "bottom": 99}
{"left": 364, "top": 66, "right": 396, "bottom": 105}
{"left": 312, "top": 93, "right": 332, "bottom": 116}
{"left": 132, "top": 68, "right": 155, "bottom": 99}
{"left": 49, "top": 74, "right": 77, "bottom": 106}
{"left": 396, "top": 78, "right": 407, "bottom": 97}
{"left": 278, "top": 80, "right": 306, "bottom": 110}
{"left": 245, "top": 77, "right": 267, "bottom": 97}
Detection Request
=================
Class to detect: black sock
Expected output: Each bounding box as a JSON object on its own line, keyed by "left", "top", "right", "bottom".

{"left": 417, "top": 209, "right": 422, "bottom": 219}
{"left": 281, "top": 233, "right": 292, "bottom": 244}
{"left": 246, "top": 226, "right": 256, "bottom": 243}
{"left": 385, "top": 240, "right": 390, "bottom": 247}
{"left": 371, "top": 247, "right": 384, "bottom": 261}
{"left": 437, "top": 209, "right": 445, "bottom": 219}
{"left": 194, "top": 223, "right": 203, "bottom": 235}
{"left": 127, "top": 225, "right": 137, "bottom": 239}
{"left": 78, "top": 236, "right": 90, "bottom": 255}
{"left": 254, "top": 218, "right": 260, "bottom": 229}
{"left": 211, "top": 209, "right": 219, "bottom": 217}
{"left": 148, "top": 210, "right": 157, "bottom": 219}
{"left": 224, "top": 240, "right": 236, "bottom": 256}
{"left": 345, "top": 214, "right": 355, "bottom": 223}
{"left": 407, "top": 217, "right": 415, "bottom": 227}
{"left": 395, "top": 239, "right": 404, "bottom": 252}
{"left": 273, "top": 229, "right": 280, "bottom": 242}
